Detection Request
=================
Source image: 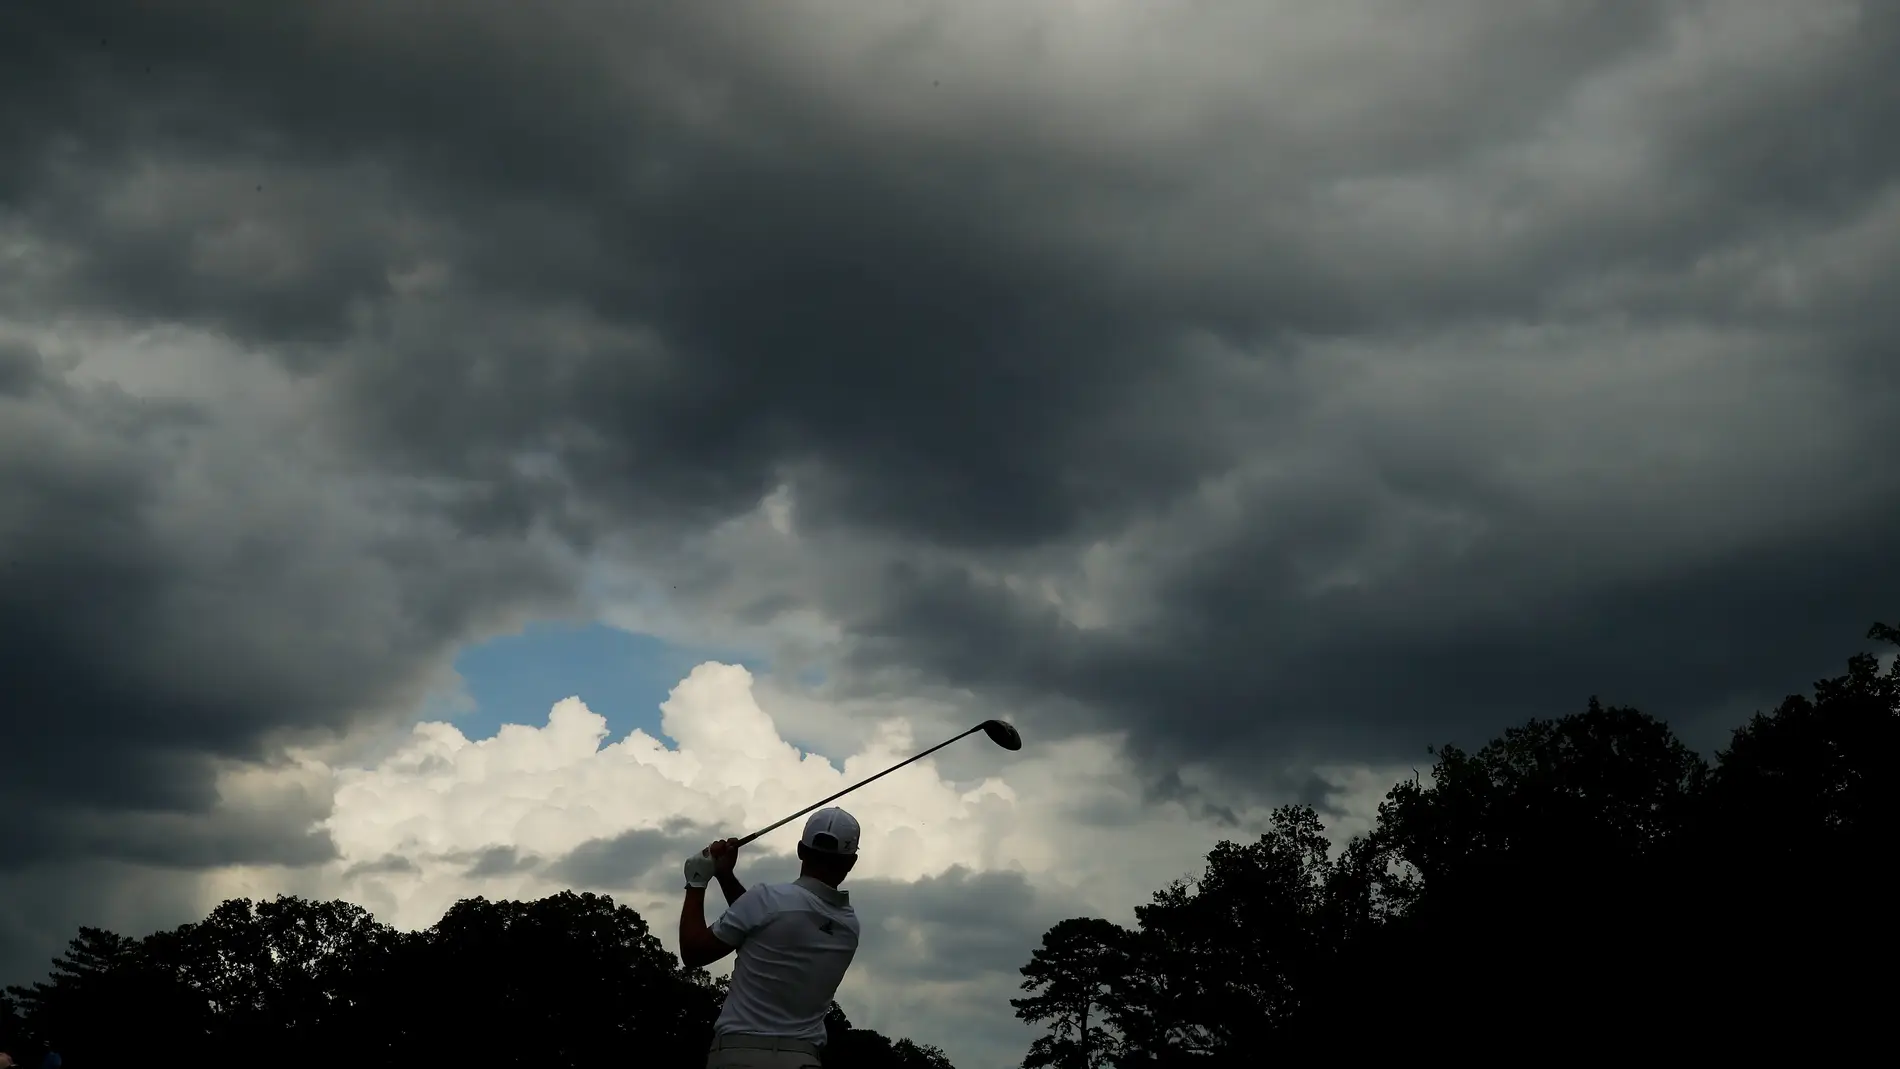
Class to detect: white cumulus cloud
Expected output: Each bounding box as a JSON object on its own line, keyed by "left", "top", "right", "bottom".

{"left": 201, "top": 659, "right": 1399, "bottom": 1068}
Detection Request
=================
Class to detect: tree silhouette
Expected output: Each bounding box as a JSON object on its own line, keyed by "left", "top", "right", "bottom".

{"left": 1710, "top": 621, "right": 1898, "bottom": 839}
{"left": 1013, "top": 619, "right": 1899, "bottom": 1061}
{"left": 1108, "top": 806, "right": 1370, "bottom": 1063}
{"left": 1011, "top": 917, "right": 1129, "bottom": 1069}
{"left": 7, "top": 925, "right": 205, "bottom": 1064}
{"left": 140, "top": 896, "right": 405, "bottom": 1061}
{"left": 1348, "top": 698, "right": 1713, "bottom": 1045}
{"left": 5, "top": 892, "right": 953, "bottom": 1067}
{"left": 1687, "top": 620, "right": 1899, "bottom": 1050}
{"left": 0, "top": 990, "right": 23, "bottom": 1060}
{"left": 386, "top": 889, "right": 717, "bottom": 1066}
{"left": 825, "top": 1002, "right": 957, "bottom": 1069}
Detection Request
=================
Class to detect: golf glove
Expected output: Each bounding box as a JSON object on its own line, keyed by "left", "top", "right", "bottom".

{"left": 683, "top": 851, "right": 716, "bottom": 889}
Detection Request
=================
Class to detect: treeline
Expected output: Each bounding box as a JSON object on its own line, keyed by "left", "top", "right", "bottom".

{"left": 1013, "top": 621, "right": 1899, "bottom": 1063}
{"left": 0, "top": 891, "right": 952, "bottom": 1068}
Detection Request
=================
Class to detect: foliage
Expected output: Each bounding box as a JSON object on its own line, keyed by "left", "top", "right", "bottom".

{"left": 826, "top": 1002, "right": 958, "bottom": 1069}
{"left": 5, "top": 893, "right": 950, "bottom": 1067}
{"left": 1014, "top": 619, "right": 1898, "bottom": 1061}
{"left": 1011, "top": 917, "right": 1129, "bottom": 1069}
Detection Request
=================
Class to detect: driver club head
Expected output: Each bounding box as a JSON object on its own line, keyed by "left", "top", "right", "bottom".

{"left": 980, "top": 719, "right": 1023, "bottom": 751}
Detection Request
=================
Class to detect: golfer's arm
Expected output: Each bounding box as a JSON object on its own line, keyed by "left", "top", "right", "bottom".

{"left": 716, "top": 870, "right": 747, "bottom": 904}
{"left": 678, "top": 887, "right": 735, "bottom": 969}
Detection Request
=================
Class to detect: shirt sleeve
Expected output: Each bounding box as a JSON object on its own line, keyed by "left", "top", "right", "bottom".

{"left": 709, "top": 886, "right": 774, "bottom": 948}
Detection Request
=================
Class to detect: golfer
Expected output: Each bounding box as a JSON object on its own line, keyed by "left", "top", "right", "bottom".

{"left": 679, "top": 807, "right": 864, "bottom": 1069}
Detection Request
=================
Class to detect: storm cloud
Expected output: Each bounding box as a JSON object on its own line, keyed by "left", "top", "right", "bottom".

{"left": 554, "top": 820, "right": 718, "bottom": 890}
{"left": 4, "top": 1, "right": 1898, "bottom": 1045}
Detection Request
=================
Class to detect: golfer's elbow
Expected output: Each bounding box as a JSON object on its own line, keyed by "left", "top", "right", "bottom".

{"left": 679, "top": 930, "right": 729, "bottom": 970}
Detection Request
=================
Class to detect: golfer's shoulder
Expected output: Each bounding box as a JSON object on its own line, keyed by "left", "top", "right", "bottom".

{"left": 783, "top": 881, "right": 858, "bottom": 918}
{"left": 749, "top": 880, "right": 820, "bottom": 910}
{"left": 755, "top": 880, "right": 803, "bottom": 902}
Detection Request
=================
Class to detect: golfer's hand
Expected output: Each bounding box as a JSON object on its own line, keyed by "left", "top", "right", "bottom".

{"left": 708, "top": 838, "right": 740, "bottom": 877}
{"left": 683, "top": 851, "right": 716, "bottom": 889}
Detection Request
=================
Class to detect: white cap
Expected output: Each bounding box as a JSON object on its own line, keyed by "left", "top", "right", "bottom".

{"left": 800, "top": 807, "right": 861, "bottom": 856}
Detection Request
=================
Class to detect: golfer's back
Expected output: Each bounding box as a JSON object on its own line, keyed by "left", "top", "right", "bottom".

{"left": 712, "top": 877, "right": 861, "bottom": 1045}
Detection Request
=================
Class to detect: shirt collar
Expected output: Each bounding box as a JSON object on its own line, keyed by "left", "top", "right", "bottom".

{"left": 794, "top": 875, "right": 849, "bottom": 906}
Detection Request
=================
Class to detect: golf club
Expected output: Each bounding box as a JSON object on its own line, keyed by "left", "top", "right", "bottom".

{"left": 732, "top": 719, "right": 1023, "bottom": 848}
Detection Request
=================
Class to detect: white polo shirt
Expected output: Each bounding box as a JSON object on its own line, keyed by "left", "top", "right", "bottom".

{"left": 710, "top": 876, "right": 861, "bottom": 1045}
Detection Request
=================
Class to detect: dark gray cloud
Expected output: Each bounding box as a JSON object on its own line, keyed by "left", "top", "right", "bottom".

{"left": 3, "top": 1, "right": 1898, "bottom": 993}
{"left": 841, "top": 867, "right": 1068, "bottom": 1066}
{"left": 461, "top": 846, "right": 542, "bottom": 880}
{"left": 0, "top": 310, "right": 573, "bottom": 874}
{"left": 343, "top": 855, "right": 423, "bottom": 880}
{"left": 552, "top": 820, "right": 717, "bottom": 891}
{"left": 1147, "top": 770, "right": 1241, "bottom": 829}
{"left": 0, "top": 862, "right": 209, "bottom": 987}
{"left": 851, "top": 867, "right": 1066, "bottom": 986}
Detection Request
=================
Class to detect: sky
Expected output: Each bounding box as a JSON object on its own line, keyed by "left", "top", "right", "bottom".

{"left": 2, "top": 1, "right": 1898, "bottom": 1066}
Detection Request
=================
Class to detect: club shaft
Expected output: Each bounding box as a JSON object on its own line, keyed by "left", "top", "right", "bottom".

{"left": 734, "top": 725, "right": 983, "bottom": 847}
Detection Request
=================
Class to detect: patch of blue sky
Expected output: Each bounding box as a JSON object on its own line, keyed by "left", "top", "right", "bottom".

{"left": 446, "top": 621, "right": 756, "bottom": 745}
